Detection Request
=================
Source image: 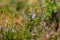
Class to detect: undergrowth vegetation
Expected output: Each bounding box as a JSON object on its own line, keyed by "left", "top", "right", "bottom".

{"left": 0, "top": 0, "right": 60, "bottom": 40}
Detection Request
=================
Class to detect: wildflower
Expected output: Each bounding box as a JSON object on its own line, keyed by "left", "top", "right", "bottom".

{"left": 45, "top": 33, "right": 50, "bottom": 39}
{"left": 32, "top": 13, "right": 36, "bottom": 18}
{"left": 33, "top": 27, "right": 37, "bottom": 33}
{"left": 12, "top": 29, "right": 15, "bottom": 32}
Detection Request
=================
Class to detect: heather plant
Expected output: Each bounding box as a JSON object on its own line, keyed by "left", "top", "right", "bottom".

{"left": 0, "top": 0, "right": 60, "bottom": 40}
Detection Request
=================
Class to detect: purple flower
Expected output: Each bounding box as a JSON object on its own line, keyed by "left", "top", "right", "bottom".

{"left": 32, "top": 14, "right": 36, "bottom": 18}
{"left": 45, "top": 33, "right": 50, "bottom": 39}
{"left": 33, "top": 27, "right": 37, "bottom": 33}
